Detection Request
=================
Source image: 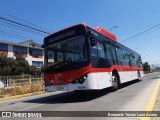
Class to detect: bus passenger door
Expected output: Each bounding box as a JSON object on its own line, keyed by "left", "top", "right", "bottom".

{"left": 90, "top": 41, "right": 112, "bottom": 89}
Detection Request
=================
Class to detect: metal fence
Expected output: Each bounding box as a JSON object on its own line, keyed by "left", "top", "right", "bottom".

{"left": 0, "top": 75, "right": 43, "bottom": 88}
{"left": 0, "top": 75, "right": 44, "bottom": 98}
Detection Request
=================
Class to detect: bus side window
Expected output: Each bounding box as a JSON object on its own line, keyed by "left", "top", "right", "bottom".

{"left": 90, "top": 41, "right": 108, "bottom": 68}
{"left": 139, "top": 57, "right": 143, "bottom": 68}
{"left": 47, "top": 49, "right": 55, "bottom": 64}
{"left": 97, "top": 42, "right": 105, "bottom": 58}
{"left": 129, "top": 53, "right": 136, "bottom": 66}
{"left": 136, "top": 56, "right": 142, "bottom": 67}
{"left": 57, "top": 52, "right": 63, "bottom": 62}
{"left": 90, "top": 41, "right": 98, "bottom": 68}
{"left": 110, "top": 44, "right": 117, "bottom": 65}
{"left": 105, "top": 43, "right": 113, "bottom": 64}
{"left": 122, "top": 50, "right": 130, "bottom": 66}
{"left": 90, "top": 44, "right": 98, "bottom": 57}
{"left": 116, "top": 47, "right": 123, "bottom": 65}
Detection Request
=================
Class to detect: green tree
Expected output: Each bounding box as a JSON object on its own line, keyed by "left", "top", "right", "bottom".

{"left": 1, "top": 66, "right": 11, "bottom": 76}
{"left": 0, "top": 55, "right": 41, "bottom": 76}
{"left": 14, "top": 56, "right": 29, "bottom": 75}
{"left": 143, "top": 62, "right": 151, "bottom": 73}
{"left": 0, "top": 55, "right": 16, "bottom": 75}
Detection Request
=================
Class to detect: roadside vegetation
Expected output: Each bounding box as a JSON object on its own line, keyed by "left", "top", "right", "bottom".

{"left": 0, "top": 54, "right": 42, "bottom": 76}
{"left": 0, "top": 83, "right": 44, "bottom": 98}
{"left": 0, "top": 55, "right": 44, "bottom": 99}
{"left": 142, "top": 62, "right": 160, "bottom": 73}
{"left": 142, "top": 62, "right": 151, "bottom": 74}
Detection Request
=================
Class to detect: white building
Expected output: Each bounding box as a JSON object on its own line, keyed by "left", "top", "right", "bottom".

{"left": 0, "top": 40, "right": 44, "bottom": 68}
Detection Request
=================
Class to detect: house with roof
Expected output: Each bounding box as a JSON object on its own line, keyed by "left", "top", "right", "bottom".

{"left": 0, "top": 40, "right": 44, "bottom": 68}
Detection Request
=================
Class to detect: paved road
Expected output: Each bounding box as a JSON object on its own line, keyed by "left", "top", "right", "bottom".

{"left": 0, "top": 72, "right": 160, "bottom": 120}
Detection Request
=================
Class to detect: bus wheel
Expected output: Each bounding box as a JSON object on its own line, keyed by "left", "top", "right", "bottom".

{"left": 111, "top": 73, "right": 119, "bottom": 91}
{"left": 138, "top": 71, "right": 142, "bottom": 81}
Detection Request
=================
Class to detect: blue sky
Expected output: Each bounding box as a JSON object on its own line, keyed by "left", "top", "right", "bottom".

{"left": 0, "top": 0, "right": 160, "bottom": 65}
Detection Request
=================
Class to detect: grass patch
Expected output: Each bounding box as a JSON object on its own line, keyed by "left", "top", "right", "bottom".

{"left": 0, "top": 82, "right": 44, "bottom": 98}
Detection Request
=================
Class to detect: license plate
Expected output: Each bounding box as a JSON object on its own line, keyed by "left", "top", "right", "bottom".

{"left": 56, "top": 86, "right": 65, "bottom": 91}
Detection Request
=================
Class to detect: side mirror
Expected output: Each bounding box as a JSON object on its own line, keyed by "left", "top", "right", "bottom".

{"left": 87, "top": 31, "right": 96, "bottom": 47}
{"left": 90, "top": 37, "right": 96, "bottom": 47}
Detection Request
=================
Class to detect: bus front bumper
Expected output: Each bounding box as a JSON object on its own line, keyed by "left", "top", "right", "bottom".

{"left": 44, "top": 84, "right": 89, "bottom": 92}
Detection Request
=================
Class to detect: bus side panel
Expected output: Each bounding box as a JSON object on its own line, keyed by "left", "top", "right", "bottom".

{"left": 140, "top": 70, "right": 144, "bottom": 78}
{"left": 87, "top": 73, "right": 99, "bottom": 89}
{"left": 119, "top": 71, "right": 140, "bottom": 83}
{"left": 68, "top": 73, "right": 98, "bottom": 90}
{"left": 69, "top": 72, "right": 112, "bottom": 90}
{"left": 96, "top": 72, "right": 112, "bottom": 89}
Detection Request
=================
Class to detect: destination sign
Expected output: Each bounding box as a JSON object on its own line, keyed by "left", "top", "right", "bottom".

{"left": 48, "top": 30, "right": 75, "bottom": 44}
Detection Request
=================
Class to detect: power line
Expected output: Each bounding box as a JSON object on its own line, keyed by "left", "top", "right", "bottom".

{"left": 0, "top": 31, "right": 39, "bottom": 41}
{"left": 0, "top": 12, "right": 53, "bottom": 44}
{"left": 120, "top": 24, "right": 160, "bottom": 43}
{"left": 0, "top": 16, "right": 50, "bottom": 34}
{"left": 0, "top": 29, "right": 35, "bottom": 40}
{"left": 0, "top": 11, "right": 53, "bottom": 38}
{"left": 0, "top": 11, "right": 53, "bottom": 33}
{"left": 0, "top": 20, "right": 46, "bottom": 37}
{"left": 0, "top": 32, "right": 27, "bottom": 40}
{"left": 0, "top": 21, "right": 45, "bottom": 43}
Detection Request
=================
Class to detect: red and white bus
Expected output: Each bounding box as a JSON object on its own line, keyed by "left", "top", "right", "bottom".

{"left": 43, "top": 24, "right": 144, "bottom": 92}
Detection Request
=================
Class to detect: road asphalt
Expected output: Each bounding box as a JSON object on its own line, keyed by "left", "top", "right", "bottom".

{"left": 0, "top": 72, "right": 160, "bottom": 120}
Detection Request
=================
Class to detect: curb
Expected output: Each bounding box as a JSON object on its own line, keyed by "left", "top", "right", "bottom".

{"left": 0, "top": 91, "right": 45, "bottom": 103}
{"left": 140, "top": 79, "right": 160, "bottom": 120}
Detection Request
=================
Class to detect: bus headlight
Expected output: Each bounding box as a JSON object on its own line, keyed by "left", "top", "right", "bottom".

{"left": 71, "top": 75, "right": 87, "bottom": 84}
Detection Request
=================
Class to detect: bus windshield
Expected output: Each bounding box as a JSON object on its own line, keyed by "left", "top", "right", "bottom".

{"left": 45, "top": 36, "right": 88, "bottom": 73}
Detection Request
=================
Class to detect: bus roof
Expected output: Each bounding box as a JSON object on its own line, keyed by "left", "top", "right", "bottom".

{"left": 44, "top": 23, "right": 139, "bottom": 56}
{"left": 94, "top": 26, "right": 117, "bottom": 41}
{"left": 44, "top": 23, "right": 117, "bottom": 41}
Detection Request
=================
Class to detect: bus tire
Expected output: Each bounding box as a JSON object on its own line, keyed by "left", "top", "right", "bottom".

{"left": 111, "top": 72, "right": 119, "bottom": 91}
{"left": 137, "top": 71, "right": 142, "bottom": 81}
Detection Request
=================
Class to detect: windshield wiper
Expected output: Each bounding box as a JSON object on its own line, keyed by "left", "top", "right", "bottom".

{"left": 45, "top": 60, "right": 84, "bottom": 73}
{"left": 47, "top": 61, "right": 60, "bottom": 68}
{"left": 47, "top": 61, "right": 71, "bottom": 68}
